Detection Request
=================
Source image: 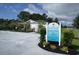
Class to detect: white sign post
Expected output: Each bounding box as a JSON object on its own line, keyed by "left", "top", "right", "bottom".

{"left": 46, "top": 22, "right": 61, "bottom": 46}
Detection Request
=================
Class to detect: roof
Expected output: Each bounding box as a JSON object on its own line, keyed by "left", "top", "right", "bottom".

{"left": 27, "top": 19, "right": 38, "bottom": 24}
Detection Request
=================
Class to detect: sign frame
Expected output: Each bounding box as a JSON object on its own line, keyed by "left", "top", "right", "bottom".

{"left": 46, "top": 22, "right": 61, "bottom": 46}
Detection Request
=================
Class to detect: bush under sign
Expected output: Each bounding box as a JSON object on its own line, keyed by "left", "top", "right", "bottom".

{"left": 46, "top": 22, "right": 61, "bottom": 46}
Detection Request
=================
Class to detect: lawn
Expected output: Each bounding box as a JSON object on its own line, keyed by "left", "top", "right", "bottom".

{"left": 62, "top": 28, "right": 79, "bottom": 52}
{"left": 62, "top": 28, "right": 79, "bottom": 37}
{"left": 72, "top": 39, "right": 79, "bottom": 46}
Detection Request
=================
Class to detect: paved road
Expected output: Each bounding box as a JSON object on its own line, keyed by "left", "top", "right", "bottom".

{"left": 0, "top": 31, "right": 60, "bottom": 55}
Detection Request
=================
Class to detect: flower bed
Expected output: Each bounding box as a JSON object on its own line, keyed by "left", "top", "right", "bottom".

{"left": 38, "top": 42, "right": 79, "bottom": 55}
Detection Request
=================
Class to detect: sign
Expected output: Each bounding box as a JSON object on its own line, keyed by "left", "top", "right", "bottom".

{"left": 46, "top": 22, "right": 61, "bottom": 46}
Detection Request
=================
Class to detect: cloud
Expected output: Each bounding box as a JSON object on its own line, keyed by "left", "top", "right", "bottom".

{"left": 46, "top": 11, "right": 72, "bottom": 19}
{"left": 23, "top": 4, "right": 72, "bottom": 19}
{"left": 4, "top": 6, "right": 18, "bottom": 14}
{"left": 24, "top": 8, "right": 34, "bottom": 14}
{"left": 12, "top": 9, "right": 18, "bottom": 13}
{"left": 9, "top": 6, "right": 18, "bottom": 13}
{"left": 42, "top": 3, "right": 79, "bottom": 20}
{"left": 23, "top": 3, "right": 79, "bottom": 26}
{"left": 23, "top": 4, "right": 44, "bottom": 14}
{"left": 59, "top": 20, "right": 73, "bottom": 26}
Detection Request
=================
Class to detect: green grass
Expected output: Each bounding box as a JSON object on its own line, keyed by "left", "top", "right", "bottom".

{"left": 61, "top": 28, "right": 79, "bottom": 52}
{"left": 62, "top": 28, "right": 79, "bottom": 46}
{"left": 72, "top": 39, "right": 79, "bottom": 46}
{"left": 73, "top": 29, "right": 79, "bottom": 36}
{"left": 72, "top": 39, "right": 79, "bottom": 52}
{"left": 62, "top": 28, "right": 79, "bottom": 37}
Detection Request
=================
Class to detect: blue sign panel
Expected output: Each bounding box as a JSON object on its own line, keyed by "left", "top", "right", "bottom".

{"left": 47, "top": 22, "right": 60, "bottom": 43}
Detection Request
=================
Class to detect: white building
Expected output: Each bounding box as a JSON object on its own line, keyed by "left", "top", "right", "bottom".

{"left": 27, "top": 19, "right": 47, "bottom": 32}
{"left": 28, "top": 19, "right": 39, "bottom": 32}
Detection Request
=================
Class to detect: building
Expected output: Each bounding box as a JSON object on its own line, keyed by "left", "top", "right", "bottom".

{"left": 27, "top": 19, "right": 39, "bottom": 32}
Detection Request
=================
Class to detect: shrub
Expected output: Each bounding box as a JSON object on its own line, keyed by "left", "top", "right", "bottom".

{"left": 60, "top": 46, "right": 68, "bottom": 53}
{"left": 17, "top": 24, "right": 24, "bottom": 32}
{"left": 39, "top": 39, "right": 48, "bottom": 47}
{"left": 25, "top": 21, "right": 32, "bottom": 32}
{"left": 38, "top": 24, "right": 43, "bottom": 33}
{"left": 39, "top": 25, "right": 47, "bottom": 47}
{"left": 63, "top": 30, "right": 74, "bottom": 47}
{"left": 39, "top": 25, "right": 46, "bottom": 39}
{"left": 42, "top": 41, "right": 48, "bottom": 47}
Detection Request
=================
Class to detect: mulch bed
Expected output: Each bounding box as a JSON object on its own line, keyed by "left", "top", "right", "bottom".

{"left": 38, "top": 43, "right": 79, "bottom": 55}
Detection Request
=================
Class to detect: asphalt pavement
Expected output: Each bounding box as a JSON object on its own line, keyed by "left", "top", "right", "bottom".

{"left": 0, "top": 31, "right": 61, "bottom": 55}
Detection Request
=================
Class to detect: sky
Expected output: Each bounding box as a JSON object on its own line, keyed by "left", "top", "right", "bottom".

{"left": 0, "top": 3, "right": 79, "bottom": 26}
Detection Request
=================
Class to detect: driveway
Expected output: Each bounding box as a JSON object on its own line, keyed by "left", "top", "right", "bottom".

{"left": 0, "top": 31, "right": 60, "bottom": 55}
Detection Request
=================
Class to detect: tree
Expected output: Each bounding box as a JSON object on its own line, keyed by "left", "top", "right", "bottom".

{"left": 17, "top": 11, "right": 30, "bottom": 21}
{"left": 17, "top": 11, "right": 31, "bottom": 32}
{"left": 47, "top": 17, "right": 53, "bottom": 23}
{"left": 73, "top": 15, "right": 79, "bottom": 29}
{"left": 30, "top": 13, "right": 40, "bottom": 21}
{"left": 42, "top": 13, "right": 47, "bottom": 18}
{"left": 42, "top": 13, "right": 48, "bottom": 21}
{"left": 30, "top": 13, "right": 48, "bottom": 22}
{"left": 54, "top": 18, "right": 59, "bottom": 23}
{"left": 30, "top": 13, "right": 43, "bottom": 21}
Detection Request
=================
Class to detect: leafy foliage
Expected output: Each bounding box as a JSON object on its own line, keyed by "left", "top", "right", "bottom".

{"left": 63, "top": 30, "right": 74, "bottom": 47}
{"left": 73, "top": 15, "right": 79, "bottom": 29}
{"left": 25, "top": 21, "right": 32, "bottom": 32}
{"left": 0, "top": 11, "right": 59, "bottom": 32}
{"left": 60, "top": 46, "right": 68, "bottom": 53}
{"left": 30, "top": 13, "right": 47, "bottom": 21}
{"left": 54, "top": 18, "right": 59, "bottom": 23}
{"left": 39, "top": 25, "right": 46, "bottom": 39}
{"left": 17, "top": 11, "right": 30, "bottom": 21}
{"left": 46, "top": 17, "right": 53, "bottom": 23}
